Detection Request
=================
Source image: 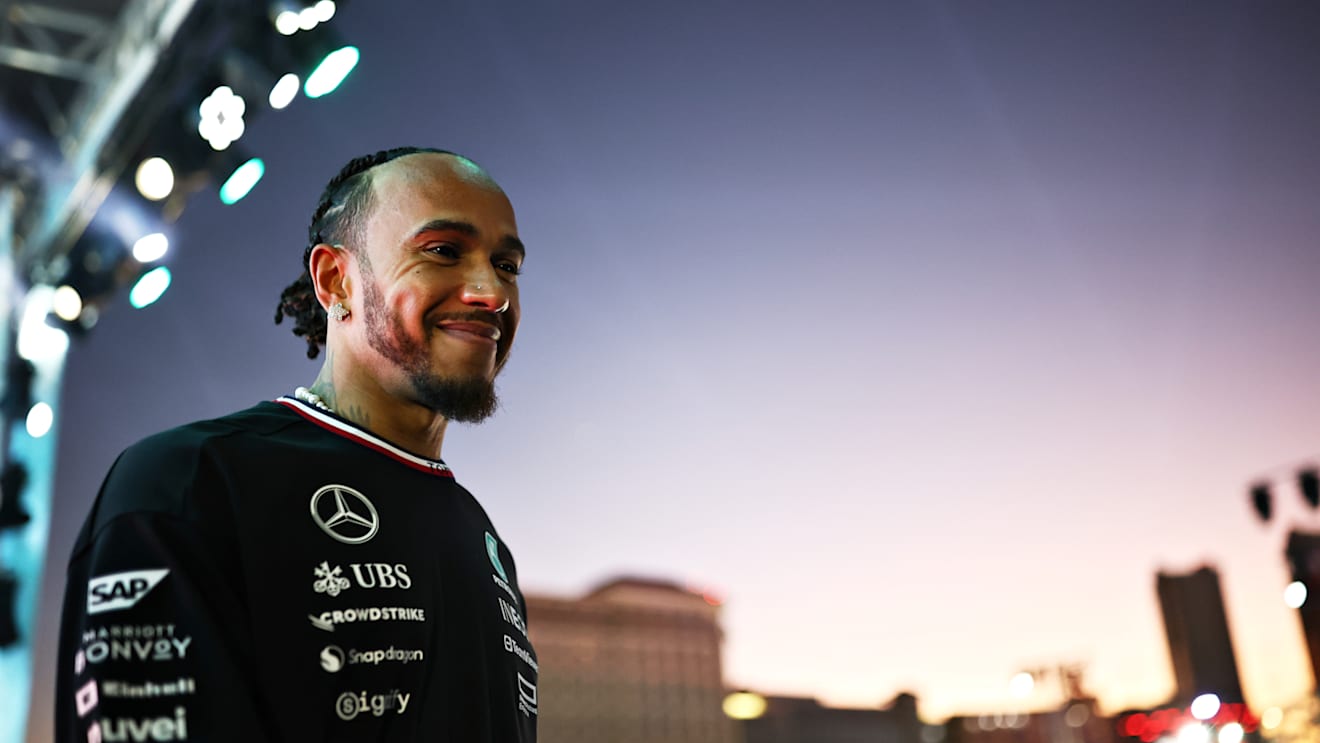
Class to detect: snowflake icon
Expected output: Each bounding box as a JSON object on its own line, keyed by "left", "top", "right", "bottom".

{"left": 313, "top": 561, "right": 351, "bottom": 597}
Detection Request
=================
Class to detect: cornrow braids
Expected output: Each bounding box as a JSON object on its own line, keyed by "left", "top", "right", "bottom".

{"left": 274, "top": 147, "right": 454, "bottom": 358}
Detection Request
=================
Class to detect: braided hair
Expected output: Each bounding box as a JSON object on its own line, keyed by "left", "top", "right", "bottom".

{"left": 274, "top": 147, "right": 453, "bottom": 358}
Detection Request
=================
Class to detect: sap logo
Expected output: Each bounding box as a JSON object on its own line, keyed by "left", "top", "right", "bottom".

{"left": 88, "top": 570, "right": 169, "bottom": 615}
{"left": 335, "top": 689, "right": 411, "bottom": 720}
{"left": 87, "top": 707, "right": 187, "bottom": 742}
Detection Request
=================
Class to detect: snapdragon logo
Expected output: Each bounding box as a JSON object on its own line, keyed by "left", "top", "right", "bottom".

{"left": 335, "top": 690, "right": 411, "bottom": 720}
{"left": 87, "top": 570, "right": 169, "bottom": 615}
{"left": 321, "top": 644, "right": 424, "bottom": 672}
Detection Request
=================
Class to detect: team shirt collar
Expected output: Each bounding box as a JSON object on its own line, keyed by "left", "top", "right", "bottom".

{"left": 276, "top": 395, "right": 455, "bottom": 478}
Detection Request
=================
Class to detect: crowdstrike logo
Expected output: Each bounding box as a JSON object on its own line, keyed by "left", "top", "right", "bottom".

{"left": 87, "top": 569, "right": 169, "bottom": 615}
{"left": 310, "top": 484, "right": 379, "bottom": 544}
{"left": 309, "top": 606, "right": 426, "bottom": 632}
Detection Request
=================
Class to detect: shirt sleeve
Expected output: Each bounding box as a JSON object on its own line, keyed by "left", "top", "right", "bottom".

{"left": 55, "top": 439, "right": 276, "bottom": 743}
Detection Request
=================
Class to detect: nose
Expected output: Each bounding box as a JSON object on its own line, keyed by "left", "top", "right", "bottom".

{"left": 459, "top": 272, "right": 511, "bottom": 313}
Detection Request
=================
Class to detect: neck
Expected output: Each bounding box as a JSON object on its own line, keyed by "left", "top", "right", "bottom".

{"left": 307, "top": 349, "right": 449, "bottom": 459}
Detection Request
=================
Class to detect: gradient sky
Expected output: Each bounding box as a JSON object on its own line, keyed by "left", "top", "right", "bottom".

{"left": 25, "top": 0, "right": 1320, "bottom": 734}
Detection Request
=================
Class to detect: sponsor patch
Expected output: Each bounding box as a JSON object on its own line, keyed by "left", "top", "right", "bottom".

{"left": 309, "top": 606, "right": 426, "bottom": 632}
{"left": 87, "top": 570, "right": 169, "bottom": 615}
{"left": 321, "top": 644, "right": 423, "bottom": 672}
{"left": 335, "top": 689, "right": 411, "bottom": 720}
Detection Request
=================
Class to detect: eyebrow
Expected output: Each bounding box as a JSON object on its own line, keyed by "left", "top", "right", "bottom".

{"left": 410, "top": 219, "right": 526, "bottom": 258}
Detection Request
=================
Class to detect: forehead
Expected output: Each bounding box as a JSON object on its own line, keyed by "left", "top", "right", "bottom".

{"left": 364, "top": 154, "right": 517, "bottom": 241}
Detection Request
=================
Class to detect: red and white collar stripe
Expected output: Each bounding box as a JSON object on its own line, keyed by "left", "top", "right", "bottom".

{"left": 276, "top": 396, "right": 454, "bottom": 478}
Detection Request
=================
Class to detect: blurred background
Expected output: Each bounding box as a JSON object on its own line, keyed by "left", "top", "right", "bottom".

{"left": 1, "top": 1, "right": 1318, "bottom": 741}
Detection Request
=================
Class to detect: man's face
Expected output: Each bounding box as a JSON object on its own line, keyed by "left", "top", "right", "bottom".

{"left": 348, "top": 154, "right": 523, "bottom": 422}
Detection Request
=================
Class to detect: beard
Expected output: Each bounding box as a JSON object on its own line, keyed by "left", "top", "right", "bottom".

{"left": 360, "top": 273, "right": 504, "bottom": 424}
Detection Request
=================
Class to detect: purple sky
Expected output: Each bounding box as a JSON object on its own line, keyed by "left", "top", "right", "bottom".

{"left": 28, "top": 0, "right": 1320, "bottom": 732}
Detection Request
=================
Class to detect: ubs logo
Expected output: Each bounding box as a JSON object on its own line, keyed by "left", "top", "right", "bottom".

{"left": 310, "top": 485, "right": 379, "bottom": 544}
{"left": 313, "top": 562, "right": 412, "bottom": 593}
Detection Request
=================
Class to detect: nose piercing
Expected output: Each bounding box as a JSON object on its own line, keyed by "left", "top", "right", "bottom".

{"left": 473, "top": 284, "right": 483, "bottom": 290}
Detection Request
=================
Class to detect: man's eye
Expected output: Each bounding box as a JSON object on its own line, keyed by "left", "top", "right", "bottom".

{"left": 427, "top": 244, "right": 460, "bottom": 258}
{"left": 496, "top": 261, "right": 522, "bottom": 276}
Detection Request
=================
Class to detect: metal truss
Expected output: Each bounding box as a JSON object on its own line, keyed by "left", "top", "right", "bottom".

{"left": 2, "top": 0, "right": 199, "bottom": 283}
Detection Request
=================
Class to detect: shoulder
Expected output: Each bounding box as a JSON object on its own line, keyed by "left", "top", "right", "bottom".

{"left": 81, "top": 401, "right": 302, "bottom": 542}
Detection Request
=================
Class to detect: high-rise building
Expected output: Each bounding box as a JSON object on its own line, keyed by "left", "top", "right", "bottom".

{"left": 526, "top": 576, "right": 736, "bottom": 743}
{"left": 1155, "top": 565, "right": 1245, "bottom": 704}
{"left": 1285, "top": 530, "right": 1320, "bottom": 688}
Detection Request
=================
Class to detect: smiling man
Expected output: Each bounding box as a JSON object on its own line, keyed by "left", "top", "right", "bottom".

{"left": 56, "top": 148, "right": 538, "bottom": 742}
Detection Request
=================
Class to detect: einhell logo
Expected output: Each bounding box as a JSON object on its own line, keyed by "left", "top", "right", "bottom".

{"left": 87, "top": 570, "right": 169, "bottom": 615}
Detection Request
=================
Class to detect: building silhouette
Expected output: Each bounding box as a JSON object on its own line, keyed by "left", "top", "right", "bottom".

{"left": 1285, "top": 530, "right": 1320, "bottom": 690}
{"left": 1155, "top": 566, "right": 1245, "bottom": 704}
{"left": 526, "top": 576, "right": 736, "bottom": 743}
{"left": 739, "top": 692, "right": 923, "bottom": 743}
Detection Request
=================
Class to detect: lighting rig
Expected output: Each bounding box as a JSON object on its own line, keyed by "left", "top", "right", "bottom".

{"left": 0, "top": 1, "right": 361, "bottom": 739}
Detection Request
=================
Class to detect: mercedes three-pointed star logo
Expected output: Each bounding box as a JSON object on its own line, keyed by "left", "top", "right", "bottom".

{"left": 310, "top": 484, "right": 380, "bottom": 544}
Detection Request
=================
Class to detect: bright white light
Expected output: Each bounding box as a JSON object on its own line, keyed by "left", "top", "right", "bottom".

{"left": 1190, "top": 694, "right": 1220, "bottom": 721}
{"left": 297, "top": 6, "right": 319, "bottom": 30}
{"left": 313, "top": 0, "right": 335, "bottom": 22}
{"left": 1217, "top": 723, "right": 1244, "bottom": 743}
{"left": 304, "top": 46, "right": 359, "bottom": 98}
{"left": 274, "top": 10, "right": 299, "bottom": 34}
{"left": 26, "top": 402, "right": 53, "bottom": 438}
{"left": 1285, "top": 580, "right": 1307, "bottom": 609}
{"left": 269, "top": 73, "right": 300, "bottom": 109}
{"left": 134, "top": 157, "right": 175, "bottom": 200}
{"left": 1177, "top": 723, "right": 1210, "bottom": 743}
{"left": 132, "top": 232, "right": 169, "bottom": 262}
{"left": 197, "top": 86, "right": 247, "bottom": 150}
{"left": 1008, "top": 672, "right": 1034, "bottom": 698}
{"left": 130, "top": 267, "right": 172, "bottom": 309}
{"left": 1261, "top": 707, "right": 1283, "bottom": 730}
{"left": 51, "top": 285, "right": 83, "bottom": 321}
{"left": 17, "top": 286, "right": 69, "bottom": 363}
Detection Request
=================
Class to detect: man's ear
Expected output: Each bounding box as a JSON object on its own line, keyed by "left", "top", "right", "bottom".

{"left": 308, "top": 243, "right": 352, "bottom": 311}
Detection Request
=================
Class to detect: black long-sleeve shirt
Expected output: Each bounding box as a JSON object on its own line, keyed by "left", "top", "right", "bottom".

{"left": 56, "top": 396, "right": 538, "bottom": 742}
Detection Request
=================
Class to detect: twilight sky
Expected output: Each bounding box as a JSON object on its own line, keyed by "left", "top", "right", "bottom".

{"left": 27, "top": 0, "right": 1320, "bottom": 732}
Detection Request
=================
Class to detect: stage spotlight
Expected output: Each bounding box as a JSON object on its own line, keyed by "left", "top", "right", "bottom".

{"left": 269, "top": 73, "right": 300, "bottom": 109}
{"left": 51, "top": 285, "right": 83, "bottom": 322}
{"left": 304, "top": 45, "right": 358, "bottom": 98}
{"left": 274, "top": 10, "right": 299, "bottom": 35}
{"left": 134, "top": 157, "right": 175, "bottom": 201}
{"left": 132, "top": 232, "right": 169, "bottom": 262}
{"left": 220, "top": 157, "right": 265, "bottom": 205}
{"left": 197, "top": 85, "right": 247, "bottom": 150}
{"left": 25, "top": 402, "right": 53, "bottom": 438}
{"left": 130, "top": 267, "right": 172, "bottom": 309}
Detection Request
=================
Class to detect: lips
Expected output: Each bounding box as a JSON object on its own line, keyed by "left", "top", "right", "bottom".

{"left": 438, "top": 321, "right": 501, "bottom": 344}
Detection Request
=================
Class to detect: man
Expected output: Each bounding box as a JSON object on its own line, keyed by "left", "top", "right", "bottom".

{"left": 56, "top": 148, "right": 538, "bottom": 742}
